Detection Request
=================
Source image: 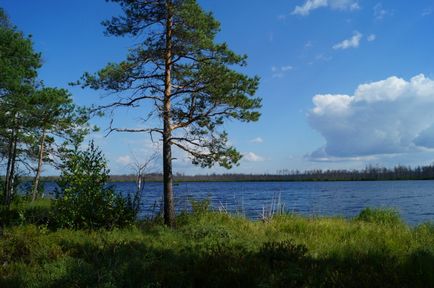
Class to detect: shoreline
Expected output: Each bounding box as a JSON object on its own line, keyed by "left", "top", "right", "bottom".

{"left": 2, "top": 203, "right": 434, "bottom": 287}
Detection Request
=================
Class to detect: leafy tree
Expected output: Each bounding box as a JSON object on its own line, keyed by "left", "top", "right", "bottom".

{"left": 0, "top": 8, "right": 40, "bottom": 97}
{"left": 0, "top": 9, "right": 41, "bottom": 205}
{"left": 82, "top": 0, "right": 261, "bottom": 226}
{"left": 28, "top": 87, "right": 90, "bottom": 201}
{"left": 0, "top": 8, "right": 10, "bottom": 29}
{"left": 53, "top": 141, "right": 135, "bottom": 230}
{"left": 0, "top": 9, "right": 90, "bottom": 205}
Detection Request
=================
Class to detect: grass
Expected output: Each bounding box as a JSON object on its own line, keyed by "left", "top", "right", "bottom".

{"left": 0, "top": 198, "right": 52, "bottom": 227}
{"left": 1, "top": 201, "right": 434, "bottom": 287}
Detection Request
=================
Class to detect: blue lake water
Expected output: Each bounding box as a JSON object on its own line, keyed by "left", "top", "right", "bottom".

{"left": 41, "top": 180, "right": 434, "bottom": 225}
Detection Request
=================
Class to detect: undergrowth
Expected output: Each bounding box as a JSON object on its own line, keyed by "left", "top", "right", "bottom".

{"left": 1, "top": 204, "right": 434, "bottom": 287}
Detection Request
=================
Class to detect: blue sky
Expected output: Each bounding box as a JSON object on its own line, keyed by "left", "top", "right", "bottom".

{"left": 2, "top": 0, "right": 434, "bottom": 175}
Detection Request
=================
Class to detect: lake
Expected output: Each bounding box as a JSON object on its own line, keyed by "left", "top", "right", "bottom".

{"left": 41, "top": 180, "right": 434, "bottom": 225}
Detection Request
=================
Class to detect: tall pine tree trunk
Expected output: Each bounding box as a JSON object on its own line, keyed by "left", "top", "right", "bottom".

{"left": 3, "top": 132, "right": 14, "bottom": 205}
{"left": 4, "top": 130, "right": 18, "bottom": 206}
{"left": 163, "top": 122, "right": 174, "bottom": 226}
{"left": 163, "top": 0, "right": 175, "bottom": 227}
{"left": 32, "top": 129, "right": 46, "bottom": 201}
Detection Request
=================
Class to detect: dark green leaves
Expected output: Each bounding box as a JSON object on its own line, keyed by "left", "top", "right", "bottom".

{"left": 0, "top": 17, "right": 41, "bottom": 96}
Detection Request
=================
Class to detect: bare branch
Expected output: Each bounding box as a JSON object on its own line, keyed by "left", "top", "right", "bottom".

{"left": 92, "top": 94, "right": 162, "bottom": 114}
{"left": 169, "top": 137, "right": 202, "bottom": 147}
{"left": 105, "top": 119, "right": 163, "bottom": 137}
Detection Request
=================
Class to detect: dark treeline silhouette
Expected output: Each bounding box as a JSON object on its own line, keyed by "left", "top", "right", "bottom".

{"left": 76, "top": 164, "right": 434, "bottom": 182}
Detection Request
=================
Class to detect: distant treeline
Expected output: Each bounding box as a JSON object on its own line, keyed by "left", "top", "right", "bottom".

{"left": 39, "top": 164, "right": 434, "bottom": 183}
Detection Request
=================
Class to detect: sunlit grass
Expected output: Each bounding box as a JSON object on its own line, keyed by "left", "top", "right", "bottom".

{"left": 1, "top": 203, "right": 434, "bottom": 287}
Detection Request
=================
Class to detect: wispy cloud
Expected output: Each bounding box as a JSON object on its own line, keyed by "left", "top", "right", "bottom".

{"left": 250, "top": 137, "right": 264, "bottom": 144}
{"left": 316, "top": 53, "right": 332, "bottom": 62}
{"left": 292, "top": 0, "right": 359, "bottom": 16}
{"left": 268, "top": 32, "right": 274, "bottom": 43}
{"left": 277, "top": 14, "right": 287, "bottom": 21}
{"left": 116, "top": 155, "right": 133, "bottom": 166}
{"left": 308, "top": 53, "right": 333, "bottom": 65}
{"left": 367, "top": 34, "right": 377, "bottom": 42}
{"left": 306, "top": 148, "right": 378, "bottom": 162}
{"left": 333, "top": 31, "right": 362, "bottom": 50}
{"left": 271, "top": 65, "right": 293, "bottom": 78}
{"left": 422, "top": 8, "right": 432, "bottom": 17}
{"left": 293, "top": 0, "right": 327, "bottom": 16}
{"left": 373, "top": 3, "right": 392, "bottom": 20}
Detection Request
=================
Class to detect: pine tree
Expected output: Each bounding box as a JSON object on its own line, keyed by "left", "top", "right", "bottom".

{"left": 0, "top": 8, "right": 41, "bottom": 205}
{"left": 28, "top": 87, "right": 90, "bottom": 201}
{"left": 82, "top": 0, "right": 261, "bottom": 226}
{"left": 0, "top": 8, "right": 89, "bottom": 205}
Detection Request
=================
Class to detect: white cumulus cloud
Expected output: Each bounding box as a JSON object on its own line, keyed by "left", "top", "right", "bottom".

{"left": 307, "top": 74, "right": 434, "bottom": 161}
{"left": 293, "top": 0, "right": 359, "bottom": 16}
{"left": 243, "top": 152, "right": 265, "bottom": 162}
{"left": 333, "top": 31, "right": 362, "bottom": 50}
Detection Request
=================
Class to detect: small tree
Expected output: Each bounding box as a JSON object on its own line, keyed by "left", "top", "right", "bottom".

{"left": 53, "top": 141, "right": 134, "bottom": 229}
{"left": 82, "top": 0, "right": 262, "bottom": 226}
{"left": 28, "top": 87, "right": 90, "bottom": 201}
{"left": 128, "top": 151, "right": 158, "bottom": 214}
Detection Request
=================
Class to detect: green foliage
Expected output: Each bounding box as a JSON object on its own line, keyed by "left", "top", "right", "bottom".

{"left": 82, "top": 0, "right": 262, "bottom": 169}
{"left": 81, "top": 0, "right": 262, "bottom": 226}
{"left": 259, "top": 240, "right": 308, "bottom": 264}
{"left": 189, "top": 198, "right": 210, "bottom": 214}
{"left": 0, "top": 177, "right": 3, "bottom": 198}
{"left": 29, "top": 87, "right": 90, "bottom": 142}
{"left": 0, "top": 14, "right": 40, "bottom": 94}
{"left": 0, "top": 10, "right": 41, "bottom": 205}
{"left": 2, "top": 211, "right": 434, "bottom": 287}
{"left": 28, "top": 180, "right": 45, "bottom": 199}
{"left": 0, "top": 198, "right": 52, "bottom": 227}
{"left": 0, "top": 8, "right": 10, "bottom": 28}
{"left": 28, "top": 87, "right": 91, "bottom": 201}
{"left": 356, "top": 207, "right": 404, "bottom": 226}
{"left": 52, "top": 141, "right": 135, "bottom": 229}
{"left": 0, "top": 9, "right": 89, "bottom": 206}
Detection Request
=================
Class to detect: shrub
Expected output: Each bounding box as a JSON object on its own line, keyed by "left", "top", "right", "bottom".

{"left": 355, "top": 208, "right": 403, "bottom": 226}
{"left": 52, "top": 141, "right": 135, "bottom": 230}
{"left": 259, "top": 240, "right": 308, "bottom": 264}
{"left": 190, "top": 198, "right": 210, "bottom": 214}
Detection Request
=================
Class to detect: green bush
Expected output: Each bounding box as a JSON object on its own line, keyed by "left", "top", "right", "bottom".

{"left": 52, "top": 141, "right": 135, "bottom": 230}
{"left": 355, "top": 207, "right": 403, "bottom": 226}
{"left": 190, "top": 198, "right": 210, "bottom": 214}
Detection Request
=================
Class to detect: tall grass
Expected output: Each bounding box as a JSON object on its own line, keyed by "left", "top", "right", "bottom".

{"left": 0, "top": 198, "right": 52, "bottom": 227}
{"left": 1, "top": 204, "right": 434, "bottom": 287}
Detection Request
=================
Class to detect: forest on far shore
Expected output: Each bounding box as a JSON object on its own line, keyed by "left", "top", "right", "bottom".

{"left": 34, "top": 164, "right": 434, "bottom": 183}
